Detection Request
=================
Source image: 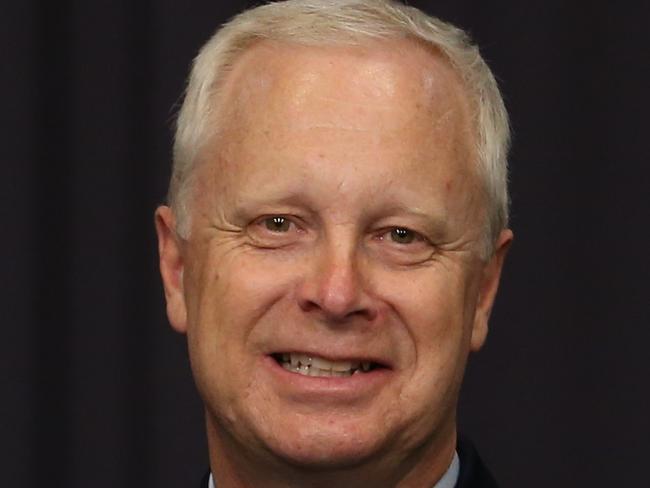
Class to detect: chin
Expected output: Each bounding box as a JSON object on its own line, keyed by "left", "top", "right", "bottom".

{"left": 252, "top": 413, "right": 395, "bottom": 470}
{"left": 268, "top": 437, "right": 379, "bottom": 470}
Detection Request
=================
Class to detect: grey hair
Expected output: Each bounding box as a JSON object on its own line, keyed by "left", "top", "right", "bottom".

{"left": 169, "top": 0, "right": 510, "bottom": 258}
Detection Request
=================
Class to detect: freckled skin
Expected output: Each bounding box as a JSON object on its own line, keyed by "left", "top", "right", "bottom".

{"left": 156, "top": 38, "right": 512, "bottom": 488}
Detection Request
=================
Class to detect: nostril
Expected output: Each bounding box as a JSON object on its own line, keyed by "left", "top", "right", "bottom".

{"left": 298, "top": 298, "right": 320, "bottom": 313}
{"left": 298, "top": 297, "right": 377, "bottom": 322}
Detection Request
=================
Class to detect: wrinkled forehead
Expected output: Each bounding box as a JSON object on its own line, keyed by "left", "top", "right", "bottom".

{"left": 215, "top": 38, "right": 473, "bottom": 146}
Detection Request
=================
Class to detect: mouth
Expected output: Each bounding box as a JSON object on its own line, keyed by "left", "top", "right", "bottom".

{"left": 271, "top": 353, "right": 384, "bottom": 378}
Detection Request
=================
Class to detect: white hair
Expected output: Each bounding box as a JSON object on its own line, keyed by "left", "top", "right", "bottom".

{"left": 170, "top": 0, "right": 510, "bottom": 258}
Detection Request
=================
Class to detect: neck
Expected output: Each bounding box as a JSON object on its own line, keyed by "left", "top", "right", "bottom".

{"left": 205, "top": 414, "right": 457, "bottom": 488}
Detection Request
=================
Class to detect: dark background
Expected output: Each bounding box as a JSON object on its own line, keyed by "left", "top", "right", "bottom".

{"left": 2, "top": 0, "right": 649, "bottom": 487}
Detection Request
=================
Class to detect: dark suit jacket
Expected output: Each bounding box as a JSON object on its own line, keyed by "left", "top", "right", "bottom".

{"left": 455, "top": 436, "right": 499, "bottom": 487}
{"left": 201, "top": 436, "right": 498, "bottom": 487}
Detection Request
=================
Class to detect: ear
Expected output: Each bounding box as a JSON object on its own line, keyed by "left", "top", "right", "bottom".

{"left": 155, "top": 206, "right": 188, "bottom": 334}
{"left": 470, "top": 229, "right": 513, "bottom": 351}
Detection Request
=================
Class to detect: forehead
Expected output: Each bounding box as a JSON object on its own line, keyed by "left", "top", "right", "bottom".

{"left": 194, "top": 38, "right": 480, "bottom": 226}
{"left": 215, "top": 37, "right": 473, "bottom": 150}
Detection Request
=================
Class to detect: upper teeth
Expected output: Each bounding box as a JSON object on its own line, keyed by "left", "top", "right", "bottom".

{"left": 280, "top": 353, "right": 373, "bottom": 377}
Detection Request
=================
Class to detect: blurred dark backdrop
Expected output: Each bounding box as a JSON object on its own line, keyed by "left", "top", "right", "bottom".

{"left": 2, "top": 1, "right": 649, "bottom": 487}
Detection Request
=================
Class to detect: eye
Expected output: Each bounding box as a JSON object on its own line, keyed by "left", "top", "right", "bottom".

{"left": 373, "top": 226, "right": 435, "bottom": 265}
{"left": 264, "top": 216, "right": 291, "bottom": 233}
{"left": 378, "top": 226, "right": 423, "bottom": 245}
{"left": 389, "top": 227, "right": 416, "bottom": 244}
{"left": 248, "top": 214, "right": 305, "bottom": 248}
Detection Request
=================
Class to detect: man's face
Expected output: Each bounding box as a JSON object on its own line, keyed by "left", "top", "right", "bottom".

{"left": 157, "top": 39, "right": 510, "bottom": 473}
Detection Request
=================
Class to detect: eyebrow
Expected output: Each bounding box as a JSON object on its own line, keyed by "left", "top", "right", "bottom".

{"left": 228, "top": 189, "right": 318, "bottom": 220}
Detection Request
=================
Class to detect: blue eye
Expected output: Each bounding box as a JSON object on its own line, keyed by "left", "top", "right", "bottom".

{"left": 390, "top": 227, "right": 416, "bottom": 244}
{"left": 264, "top": 216, "right": 291, "bottom": 232}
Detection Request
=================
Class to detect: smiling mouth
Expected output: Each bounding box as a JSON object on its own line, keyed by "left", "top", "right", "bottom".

{"left": 272, "top": 353, "right": 382, "bottom": 377}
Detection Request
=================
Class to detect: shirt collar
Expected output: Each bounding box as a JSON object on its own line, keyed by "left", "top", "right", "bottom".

{"left": 436, "top": 450, "right": 460, "bottom": 488}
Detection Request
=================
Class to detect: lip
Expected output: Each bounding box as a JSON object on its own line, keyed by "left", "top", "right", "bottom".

{"left": 263, "top": 354, "right": 392, "bottom": 402}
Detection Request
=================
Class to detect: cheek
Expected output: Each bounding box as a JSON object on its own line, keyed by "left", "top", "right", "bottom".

{"left": 184, "top": 260, "right": 270, "bottom": 426}
{"left": 189, "top": 245, "right": 289, "bottom": 320}
{"left": 379, "top": 266, "right": 474, "bottom": 391}
{"left": 365, "top": 268, "right": 475, "bottom": 444}
{"left": 186, "top": 249, "right": 296, "bottom": 370}
{"left": 382, "top": 268, "right": 468, "bottom": 343}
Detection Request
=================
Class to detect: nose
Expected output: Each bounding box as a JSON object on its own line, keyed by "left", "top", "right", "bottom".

{"left": 296, "top": 242, "right": 377, "bottom": 323}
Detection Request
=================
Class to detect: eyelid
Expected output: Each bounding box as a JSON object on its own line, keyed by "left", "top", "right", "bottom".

{"left": 369, "top": 226, "right": 436, "bottom": 266}
{"left": 377, "top": 226, "right": 429, "bottom": 243}
{"left": 254, "top": 214, "right": 303, "bottom": 229}
{"left": 247, "top": 214, "right": 308, "bottom": 248}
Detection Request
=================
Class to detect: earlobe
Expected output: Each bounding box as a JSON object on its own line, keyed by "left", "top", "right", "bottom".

{"left": 155, "top": 206, "right": 189, "bottom": 334}
{"left": 470, "top": 229, "right": 513, "bottom": 351}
